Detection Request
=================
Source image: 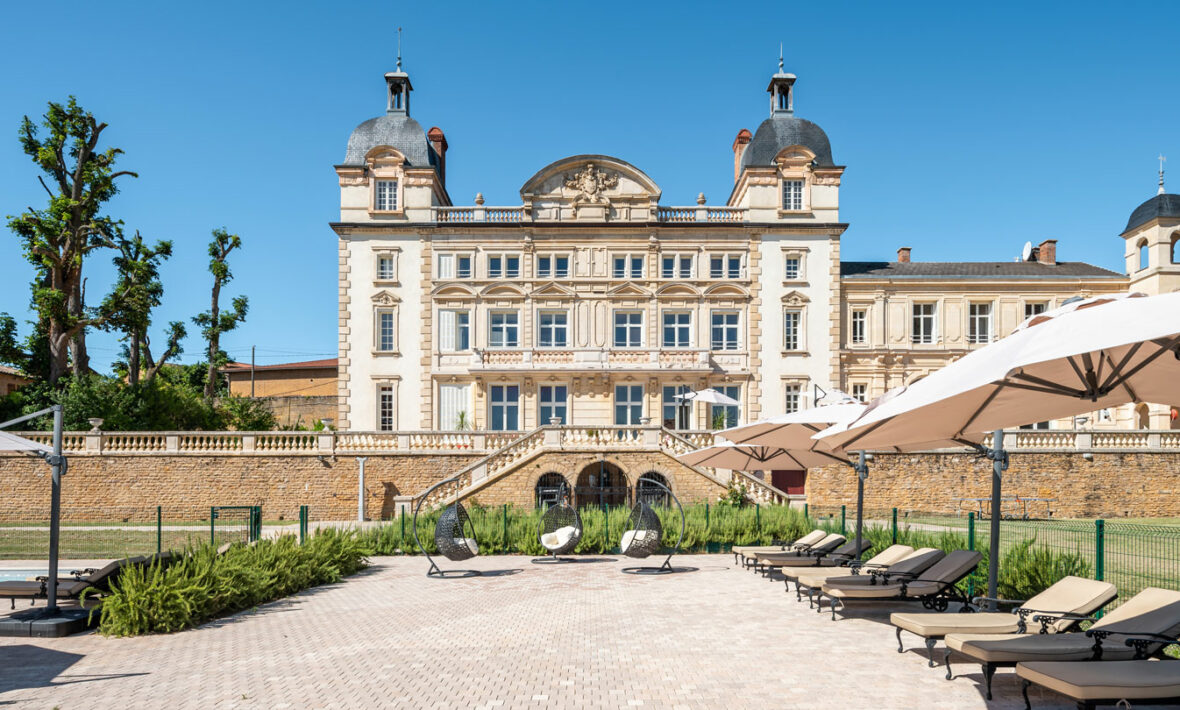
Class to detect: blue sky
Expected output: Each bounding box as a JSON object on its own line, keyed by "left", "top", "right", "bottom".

{"left": 1, "top": 1, "right": 1176, "bottom": 373}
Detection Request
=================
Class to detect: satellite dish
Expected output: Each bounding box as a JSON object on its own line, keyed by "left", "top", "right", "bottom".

{"left": 1021, "top": 241, "right": 1033, "bottom": 262}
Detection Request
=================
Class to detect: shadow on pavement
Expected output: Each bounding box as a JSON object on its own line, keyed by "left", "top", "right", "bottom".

{"left": 0, "top": 644, "right": 147, "bottom": 699}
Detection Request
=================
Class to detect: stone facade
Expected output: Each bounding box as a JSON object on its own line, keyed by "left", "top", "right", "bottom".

{"left": 806, "top": 451, "right": 1180, "bottom": 519}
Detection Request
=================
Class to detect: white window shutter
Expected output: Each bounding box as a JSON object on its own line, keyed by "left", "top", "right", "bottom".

{"left": 439, "top": 310, "right": 456, "bottom": 351}
{"left": 438, "top": 254, "right": 454, "bottom": 279}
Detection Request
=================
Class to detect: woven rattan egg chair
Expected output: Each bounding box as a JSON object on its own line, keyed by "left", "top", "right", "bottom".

{"left": 413, "top": 474, "right": 481, "bottom": 578}
{"left": 532, "top": 483, "right": 583, "bottom": 564}
{"left": 620, "top": 477, "right": 686, "bottom": 575}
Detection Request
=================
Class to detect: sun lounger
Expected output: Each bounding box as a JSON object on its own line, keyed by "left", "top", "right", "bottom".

{"left": 1017, "top": 659, "right": 1180, "bottom": 709}
{"left": 891, "top": 576, "right": 1117, "bottom": 667}
{"left": 0, "top": 555, "right": 153, "bottom": 609}
{"left": 734, "top": 529, "right": 827, "bottom": 567}
{"left": 751, "top": 533, "right": 848, "bottom": 573}
{"left": 788, "top": 544, "right": 915, "bottom": 603}
{"left": 805, "top": 547, "right": 943, "bottom": 606}
{"left": 753, "top": 537, "right": 868, "bottom": 575}
{"left": 819, "top": 549, "right": 980, "bottom": 621}
{"left": 944, "top": 587, "right": 1180, "bottom": 700}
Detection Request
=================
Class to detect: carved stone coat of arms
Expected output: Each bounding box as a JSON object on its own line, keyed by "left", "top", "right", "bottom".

{"left": 563, "top": 163, "right": 618, "bottom": 205}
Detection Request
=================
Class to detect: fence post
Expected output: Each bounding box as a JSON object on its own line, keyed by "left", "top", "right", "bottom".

{"left": 502, "top": 503, "right": 509, "bottom": 552}
{"left": 705, "top": 503, "right": 710, "bottom": 531}
{"left": 1095, "top": 519, "right": 1106, "bottom": 618}
{"left": 756, "top": 503, "right": 761, "bottom": 531}
{"left": 156, "top": 505, "right": 162, "bottom": 555}
{"left": 891, "top": 507, "right": 898, "bottom": 545}
{"left": 840, "top": 505, "right": 846, "bottom": 535}
{"left": 803, "top": 502, "right": 808, "bottom": 520}
{"left": 210, "top": 506, "right": 216, "bottom": 546}
{"left": 967, "top": 512, "right": 976, "bottom": 598}
{"left": 299, "top": 505, "right": 308, "bottom": 544}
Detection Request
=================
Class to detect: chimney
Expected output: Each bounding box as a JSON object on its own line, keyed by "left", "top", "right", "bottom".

{"left": 732, "top": 128, "right": 752, "bottom": 184}
{"left": 1036, "top": 239, "right": 1057, "bottom": 266}
{"left": 427, "top": 126, "right": 448, "bottom": 188}
{"left": 897, "top": 247, "right": 912, "bottom": 263}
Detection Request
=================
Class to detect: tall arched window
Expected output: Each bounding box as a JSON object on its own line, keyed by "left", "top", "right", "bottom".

{"left": 1135, "top": 403, "right": 1150, "bottom": 430}
{"left": 535, "top": 472, "right": 568, "bottom": 509}
{"left": 1171, "top": 233, "right": 1179, "bottom": 264}
{"left": 636, "top": 472, "right": 671, "bottom": 507}
{"left": 1138, "top": 239, "right": 1150, "bottom": 271}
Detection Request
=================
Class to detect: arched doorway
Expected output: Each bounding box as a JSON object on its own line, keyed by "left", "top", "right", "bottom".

{"left": 636, "top": 472, "right": 671, "bottom": 507}
{"left": 575, "top": 461, "right": 628, "bottom": 508}
{"left": 1136, "top": 403, "right": 1151, "bottom": 430}
{"left": 535, "top": 472, "right": 569, "bottom": 509}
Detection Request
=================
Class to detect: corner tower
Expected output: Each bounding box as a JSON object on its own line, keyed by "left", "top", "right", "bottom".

{"left": 1121, "top": 160, "right": 1180, "bottom": 295}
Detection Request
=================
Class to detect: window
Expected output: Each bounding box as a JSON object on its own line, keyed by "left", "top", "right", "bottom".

{"left": 784, "top": 384, "right": 801, "bottom": 414}
{"left": 782, "top": 179, "right": 804, "bottom": 211}
{"left": 489, "top": 311, "right": 519, "bottom": 348}
{"left": 912, "top": 303, "right": 936, "bottom": 344}
{"left": 537, "top": 311, "right": 568, "bottom": 348}
{"left": 614, "top": 385, "right": 643, "bottom": 425}
{"left": 489, "top": 385, "right": 520, "bottom": 431}
{"left": 709, "top": 385, "right": 740, "bottom": 429}
{"left": 613, "top": 255, "right": 643, "bottom": 278}
{"left": 1138, "top": 240, "right": 1149, "bottom": 271}
{"left": 709, "top": 255, "right": 742, "bottom": 279}
{"left": 851, "top": 384, "right": 867, "bottom": 403}
{"left": 538, "top": 385, "right": 568, "bottom": 425}
{"left": 661, "top": 254, "right": 693, "bottom": 278}
{"left": 376, "top": 310, "right": 396, "bottom": 352}
{"left": 784, "top": 256, "right": 801, "bottom": 280}
{"left": 456, "top": 255, "right": 472, "bottom": 279}
{"left": 438, "top": 383, "right": 470, "bottom": 430}
{"left": 1019, "top": 421, "right": 1051, "bottom": 430}
{"left": 438, "top": 309, "right": 470, "bottom": 352}
{"left": 487, "top": 254, "right": 520, "bottom": 278}
{"left": 378, "top": 385, "right": 395, "bottom": 431}
{"left": 783, "top": 310, "right": 801, "bottom": 350}
{"left": 613, "top": 311, "right": 643, "bottom": 348}
{"left": 436, "top": 254, "right": 454, "bottom": 279}
{"left": 1173, "top": 234, "right": 1179, "bottom": 264}
{"left": 1024, "top": 302, "right": 1048, "bottom": 319}
{"left": 662, "top": 311, "right": 692, "bottom": 348}
{"left": 536, "top": 254, "right": 570, "bottom": 279}
{"left": 850, "top": 309, "right": 867, "bottom": 345}
{"left": 662, "top": 385, "right": 692, "bottom": 430}
{"left": 968, "top": 303, "right": 993, "bottom": 344}
{"left": 375, "top": 179, "right": 398, "bottom": 211}
{"left": 710, "top": 311, "right": 740, "bottom": 350}
{"left": 377, "top": 255, "right": 396, "bottom": 281}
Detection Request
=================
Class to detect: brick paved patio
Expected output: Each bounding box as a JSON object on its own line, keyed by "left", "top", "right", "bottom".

{"left": 0, "top": 554, "right": 1074, "bottom": 708}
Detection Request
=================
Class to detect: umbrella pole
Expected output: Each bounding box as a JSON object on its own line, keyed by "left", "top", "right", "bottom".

{"left": 46, "top": 404, "right": 63, "bottom": 616}
{"left": 986, "top": 429, "right": 1008, "bottom": 609}
{"left": 855, "top": 451, "right": 867, "bottom": 561}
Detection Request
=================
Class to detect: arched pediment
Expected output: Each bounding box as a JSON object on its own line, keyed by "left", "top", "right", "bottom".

{"left": 365, "top": 146, "right": 407, "bottom": 169}
{"left": 774, "top": 145, "right": 818, "bottom": 166}
{"left": 520, "top": 155, "right": 661, "bottom": 202}
{"left": 703, "top": 283, "right": 750, "bottom": 298}
{"left": 431, "top": 283, "right": 477, "bottom": 298}
{"left": 480, "top": 283, "right": 527, "bottom": 298}
{"left": 656, "top": 283, "right": 702, "bottom": 298}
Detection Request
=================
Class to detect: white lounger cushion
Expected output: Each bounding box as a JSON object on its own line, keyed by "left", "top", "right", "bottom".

{"left": 541, "top": 526, "right": 578, "bottom": 551}
{"left": 454, "top": 538, "right": 479, "bottom": 555}
{"left": 620, "top": 529, "right": 654, "bottom": 554}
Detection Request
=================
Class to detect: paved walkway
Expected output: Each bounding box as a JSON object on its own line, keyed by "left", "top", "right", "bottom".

{"left": 0, "top": 555, "right": 1071, "bottom": 709}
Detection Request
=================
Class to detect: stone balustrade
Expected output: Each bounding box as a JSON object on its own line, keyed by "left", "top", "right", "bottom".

{"left": 433, "top": 205, "right": 748, "bottom": 224}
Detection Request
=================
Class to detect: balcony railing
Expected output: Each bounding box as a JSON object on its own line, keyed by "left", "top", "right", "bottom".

{"left": 434, "top": 206, "right": 748, "bottom": 224}
{"left": 462, "top": 347, "right": 713, "bottom": 371}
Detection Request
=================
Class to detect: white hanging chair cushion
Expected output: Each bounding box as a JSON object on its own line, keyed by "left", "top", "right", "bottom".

{"left": 620, "top": 529, "right": 652, "bottom": 553}
{"left": 541, "top": 525, "right": 578, "bottom": 551}
{"left": 454, "top": 538, "right": 479, "bottom": 555}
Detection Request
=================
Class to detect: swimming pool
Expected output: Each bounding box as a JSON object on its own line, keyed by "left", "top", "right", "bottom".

{"left": 0, "top": 569, "right": 46, "bottom": 582}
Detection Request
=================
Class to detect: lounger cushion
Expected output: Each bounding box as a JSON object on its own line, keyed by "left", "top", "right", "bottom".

{"left": 541, "top": 526, "right": 578, "bottom": 551}
{"left": 1017, "top": 660, "right": 1180, "bottom": 701}
{"left": 826, "top": 550, "right": 980, "bottom": 599}
{"left": 828, "top": 580, "right": 951, "bottom": 599}
{"left": 454, "top": 538, "right": 479, "bottom": 555}
{"left": 822, "top": 548, "right": 943, "bottom": 589}
{"left": 761, "top": 556, "right": 843, "bottom": 568}
{"left": 945, "top": 633, "right": 1138, "bottom": 663}
{"left": 621, "top": 529, "right": 654, "bottom": 554}
{"left": 892, "top": 611, "right": 1024, "bottom": 638}
{"left": 0, "top": 580, "right": 92, "bottom": 598}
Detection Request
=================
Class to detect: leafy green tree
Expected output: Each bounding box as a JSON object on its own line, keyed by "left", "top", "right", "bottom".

{"left": 192, "top": 228, "right": 248, "bottom": 399}
{"left": 101, "top": 231, "right": 186, "bottom": 384}
{"left": 0, "top": 313, "right": 26, "bottom": 370}
{"left": 7, "top": 97, "right": 137, "bottom": 383}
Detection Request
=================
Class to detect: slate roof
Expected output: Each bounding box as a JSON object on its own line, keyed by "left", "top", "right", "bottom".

{"left": 841, "top": 261, "right": 1125, "bottom": 280}
{"left": 740, "top": 115, "right": 835, "bottom": 168}
{"left": 342, "top": 114, "right": 439, "bottom": 168}
{"left": 222, "top": 359, "right": 337, "bottom": 373}
{"left": 1124, "top": 194, "right": 1180, "bottom": 234}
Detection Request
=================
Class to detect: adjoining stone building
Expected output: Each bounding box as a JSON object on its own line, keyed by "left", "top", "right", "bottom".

{"left": 333, "top": 61, "right": 1177, "bottom": 436}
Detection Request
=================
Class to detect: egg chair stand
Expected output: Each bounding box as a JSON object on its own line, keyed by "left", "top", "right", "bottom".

{"left": 413, "top": 474, "right": 481, "bottom": 579}
{"left": 532, "top": 484, "right": 583, "bottom": 564}
{"left": 620, "top": 479, "right": 685, "bottom": 575}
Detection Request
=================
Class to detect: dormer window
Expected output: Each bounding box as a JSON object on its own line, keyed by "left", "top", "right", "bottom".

{"left": 782, "top": 179, "right": 804, "bottom": 211}
{"left": 375, "top": 179, "right": 398, "bottom": 211}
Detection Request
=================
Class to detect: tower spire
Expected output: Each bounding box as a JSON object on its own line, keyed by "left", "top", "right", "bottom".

{"left": 1160, "top": 154, "right": 1167, "bottom": 195}
{"left": 779, "top": 43, "right": 784, "bottom": 73}
{"left": 397, "top": 26, "right": 403, "bottom": 72}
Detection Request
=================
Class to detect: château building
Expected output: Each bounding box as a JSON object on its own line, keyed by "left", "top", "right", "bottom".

{"left": 332, "top": 62, "right": 1178, "bottom": 435}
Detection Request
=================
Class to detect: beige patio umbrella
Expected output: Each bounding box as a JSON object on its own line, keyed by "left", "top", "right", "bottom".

{"left": 816, "top": 291, "right": 1180, "bottom": 601}
{"left": 678, "top": 440, "right": 847, "bottom": 471}
{"left": 0, "top": 430, "right": 52, "bottom": 454}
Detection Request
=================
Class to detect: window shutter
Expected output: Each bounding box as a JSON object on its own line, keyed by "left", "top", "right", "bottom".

{"left": 438, "top": 254, "right": 454, "bottom": 279}
{"left": 439, "top": 310, "right": 456, "bottom": 351}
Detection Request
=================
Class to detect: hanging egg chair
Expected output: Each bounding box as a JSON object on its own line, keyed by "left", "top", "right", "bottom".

{"left": 532, "top": 482, "right": 583, "bottom": 564}
{"left": 620, "top": 477, "right": 686, "bottom": 575}
{"left": 413, "top": 473, "right": 481, "bottom": 578}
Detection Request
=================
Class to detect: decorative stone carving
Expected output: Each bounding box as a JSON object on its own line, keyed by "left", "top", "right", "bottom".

{"left": 371, "top": 290, "right": 401, "bottom": 305}
{"left": 781, "top": 290, "right": 810, "bottom": 307}
{"left": 563, "top": 163, "right": 619, "bottom": 205}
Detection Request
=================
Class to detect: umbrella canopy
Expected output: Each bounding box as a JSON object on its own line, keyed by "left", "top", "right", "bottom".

{"left": 678, "top": 440, "right": 846, "bottom": 471}
{"left": 675, "top": 388, "right": 741, "bottom": 406}
{"left": 721, "top": 401, "right": 866, "bottom": 450}
{"left": 0, "top": 430, "right": 52, "bottom": 454}
{"left": 818, "top": 291, "right": 1180, "bottom": 453}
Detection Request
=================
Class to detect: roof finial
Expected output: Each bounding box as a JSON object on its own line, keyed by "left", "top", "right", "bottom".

{"left": 778, "top": 43, "right": 784, "bottom": 73}
{"left": 396, "top": 27, "right": 403, "bottom": 72}
{"left": 1159, "top": 154, "right": 1167, "bottom": 195}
